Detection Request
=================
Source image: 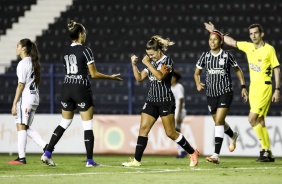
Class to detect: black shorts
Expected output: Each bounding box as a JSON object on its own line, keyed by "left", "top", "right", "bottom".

{"left": 207, "top": 92, "right": 233, "bottom": 115}
{"left": 60, "top": 83, "right": 94, "bottom": 112}
{"left": 142, "top": 102, "right": 175, "bottom": 119}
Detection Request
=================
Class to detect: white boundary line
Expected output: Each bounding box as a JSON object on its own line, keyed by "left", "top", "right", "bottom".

{"left": 0, "top": 165, "right": 281, "bottom": 178}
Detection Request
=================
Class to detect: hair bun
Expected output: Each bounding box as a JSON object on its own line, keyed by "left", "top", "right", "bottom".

{"left": 67, "top": 20, "right": 76, "bottom": 31}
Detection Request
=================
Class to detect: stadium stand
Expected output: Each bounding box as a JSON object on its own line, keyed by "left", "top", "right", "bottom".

{"left": 0, "top": 0, "right": 281, "bottom": 116}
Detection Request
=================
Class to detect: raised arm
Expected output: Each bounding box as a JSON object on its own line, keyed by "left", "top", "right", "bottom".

{"left": 204, "top": 22, "right": 238, "bottom": 48}
{"left": 131, "top": 55, "right": 148, "bottom": 82}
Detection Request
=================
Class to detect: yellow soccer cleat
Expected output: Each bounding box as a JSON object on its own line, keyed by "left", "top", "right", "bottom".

{"left": 122, "top": 157, "right": 141, "bottom": 167}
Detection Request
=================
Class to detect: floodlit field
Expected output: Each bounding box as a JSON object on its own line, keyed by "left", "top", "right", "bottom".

{"left": 1, "top": 154, "right": 281, "bottom": 184}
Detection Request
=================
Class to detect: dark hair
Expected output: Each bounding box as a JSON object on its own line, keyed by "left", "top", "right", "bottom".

{"left": 249, "top": 24, "right": 264, "bottom": 33}
{"left": 67, "top": 20, "right": 85, "bottom": 40}
{"left": 146, "top": 35, "right": 174, "bottom": 52}
{"left": 19, "top": 38, "right": 41, "bottom": 87}
{"left": 172, "top": 70, "right": 181, "bottom": 82}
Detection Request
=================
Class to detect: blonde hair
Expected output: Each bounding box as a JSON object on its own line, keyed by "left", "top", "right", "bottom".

{"left": 146, "top": 35, "right": 174, "bottom": 52}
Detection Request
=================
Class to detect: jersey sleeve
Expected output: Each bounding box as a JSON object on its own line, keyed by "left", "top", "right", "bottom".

{"left": 269, "top": 46, "right": 280, "bottom": 68}
{"left": 236, "top": 41, "right": 251, "bottom": 53}
{"left": 17, "top": 61, "right": 26, "bottom": 84}
{"left": 196, "top": 52, "right": 206, "bottom": 69}
{"left": 228, "top": 52, "right": 238, "bottom": 67}
{"left": 84, "top": 47, "right": 95, "bottom": 65}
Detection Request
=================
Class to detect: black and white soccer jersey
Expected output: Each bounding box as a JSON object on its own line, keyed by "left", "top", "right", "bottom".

{"left": 144, "top": 55, "right": 175, "bottom": 103}
{"left": 196, "top": 49, "right": 238, "bottom": 97}
{"left": 62, "top": 43, "right": 94, "bottom": 85}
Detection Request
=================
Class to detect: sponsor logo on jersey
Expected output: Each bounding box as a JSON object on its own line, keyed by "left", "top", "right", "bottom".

{"left": 207, "top": 69, "right": 226, "bottom": 75}
{"left": 249, "top": 63, "right": 261, "bottom": 72}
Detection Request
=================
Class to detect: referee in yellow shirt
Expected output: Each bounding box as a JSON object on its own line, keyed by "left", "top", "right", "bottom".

{"left": 204, "top": 22, "right": 280, "bottom": 162}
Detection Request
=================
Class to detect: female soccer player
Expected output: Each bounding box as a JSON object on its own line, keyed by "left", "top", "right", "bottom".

{"left": 41, "top": 20, "right": 122, "bottom": 167}
{"left": 8, "top": 39, "right": 48, "bottom": 164}
{"left": 194, "top": 30, "right": 248, "bottom": 164}
{"left": 122, "top": 35, "right": 199, "bottom": 167}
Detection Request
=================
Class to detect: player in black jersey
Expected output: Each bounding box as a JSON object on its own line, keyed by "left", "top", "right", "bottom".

{"left": 41, "top": 20, "right": 122, "bottom": 167}
{"left": 122, "top": 35, "right": 199, "bottom": 167}
{"left": 194, "top": 31, "right": 248, "bottom": 164}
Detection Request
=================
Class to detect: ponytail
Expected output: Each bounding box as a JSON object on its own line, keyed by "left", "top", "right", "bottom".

{"left": 19, "top": 39, "right": 41, "bottom": 87}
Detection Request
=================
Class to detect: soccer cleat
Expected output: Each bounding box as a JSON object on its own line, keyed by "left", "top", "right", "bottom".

{"left": 229, "top": 131, "right": 239, "bottom": 152}
{"left": 256, "top": 149, "right": 271, "bottom": 162}
{"left": 86, "top": 159, "right": 100, "bottom": 167}
{"left": 267, "top": 150, "right": 275, "bottom": 162}
{"left": 41, "top": 154, "right": 56, "bottom": 166}
{"left": 206, "top": 156, "right": 220, "bottom": 164}
{"left": 8, "top": 157, "right": 26, "bottom": 165}
{"left": 176, "top": 151, "right": 187, "bottom": 158}
{"left": 260, "top": 150, "right": 271, "bottom": 162}
{"left": 189, "top": 149, "right": 199, "bottom": 167}
{"left": 256, "top": 150, "right": 265, "bottom": 162}
{"left": 122, "top": 157, "right": 141, "bottom": 167}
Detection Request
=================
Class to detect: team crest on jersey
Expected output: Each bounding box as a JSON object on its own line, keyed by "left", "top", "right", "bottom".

{"left": 219, "top": 58, "right": 225, "bottom": 65}
{"left": 78, "top": 102, "right": 86, "bottom": 108}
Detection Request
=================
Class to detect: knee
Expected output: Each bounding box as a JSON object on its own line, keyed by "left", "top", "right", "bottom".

{"left": 139, "top": 125, "right": 150, "bottom": 136}
{"left": 166, "top": 130, "right": 177, "bottom": 140}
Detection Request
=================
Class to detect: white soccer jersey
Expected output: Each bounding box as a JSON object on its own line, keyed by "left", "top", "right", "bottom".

{"left": 17, "top": 57, "right": 39, "bottom": 105}
{"left": 171, "top": 83, "right": 186, "bottom": 119}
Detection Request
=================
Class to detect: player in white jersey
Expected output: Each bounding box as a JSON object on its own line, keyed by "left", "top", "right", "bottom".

{"left": 171, "top": 70, "right": 187, "bottom": 158}
{"left": 8, "top": 39, "right": 48, "bottom": 165}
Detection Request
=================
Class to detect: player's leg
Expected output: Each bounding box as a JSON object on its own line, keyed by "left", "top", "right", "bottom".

{"left": 80, "top": 106, "right": 99, "bottom": 167}
{"left": 161, "top": 112, "right": 198, "bottom": 167}
{"left": 122, "top": 103, "right": 157, "bottom": 167}
{"left": 122, "top": 113, "right": 155, "bottom": 166}
{"left": 206, "top": 108, "right": 227, "bottom": 164}
{"left": 41, "top": 109, "right": 74, "bottom": 166}
{"left": 224, "top": 121, "right": 239, "bottom": 152}
{"left": 26, "top": 106, "right": 47, "bottom": 150}
{"left": 8, "top": 103, "right": 30, "bottom": 164}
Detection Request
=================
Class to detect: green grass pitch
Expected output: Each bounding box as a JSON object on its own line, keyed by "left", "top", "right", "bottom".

{"left": 1, "top": 154, "right": 281, "bottom": 184}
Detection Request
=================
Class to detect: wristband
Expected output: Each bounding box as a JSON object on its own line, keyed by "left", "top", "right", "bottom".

{"left": 276, "top": 88, "right": 280, "bottom": 91}
{"left": 241, "top": 85, "right": 246, "bottom": 89}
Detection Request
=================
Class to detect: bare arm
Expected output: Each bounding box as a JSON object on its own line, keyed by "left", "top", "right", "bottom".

{"left": 194, "top": 67, "right": 205, "bottom": 91}
{"left": 204, "top": 22, "right": 237, "bottom": 48}
{"left": 88, "top": 64, "right": 122, "bottom": 81}
{"left": 233, "top": 66, "right": 248, "bottom": 102}
{"left": 131, "top": 55, "right": 148, "bottom": 82}
{"left": 142, "top": 55, "right": 170, "bottom": 81}
{"left": 11, "top": 82, "right": 25, "bottom": 116}
{"left": 272, "top": 67, "right": 281, "bottom": 102}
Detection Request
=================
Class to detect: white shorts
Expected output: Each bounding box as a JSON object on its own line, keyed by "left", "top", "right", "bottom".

{"left": 15, "top": 102, "right": 38, "bottom": 126}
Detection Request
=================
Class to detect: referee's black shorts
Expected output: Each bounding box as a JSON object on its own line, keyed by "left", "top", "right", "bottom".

{"left": 142, "top": 101, "right": 176, "bottom": 119}
{"left": 207, "top": 92, "right": 233, "bottom": 115}
{"left": 60, "top": 83, "right": 94, "bottom": 111}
